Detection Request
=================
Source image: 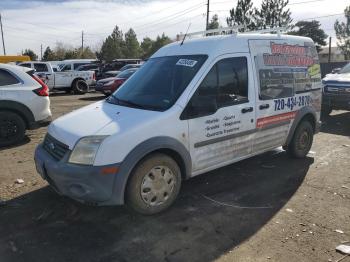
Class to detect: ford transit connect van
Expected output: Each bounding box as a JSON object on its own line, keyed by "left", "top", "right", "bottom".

{"left": 34, "top": 30, "right": 322, "bottom": 214}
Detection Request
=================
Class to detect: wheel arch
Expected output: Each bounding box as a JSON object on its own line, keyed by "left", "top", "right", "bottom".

{"left": 70, "top": 77, "right": 86, "bottom": 88}
{"left": 0, "top": 100, "right": 34, "bottom": 128}
{"left": 285, "top": 107, "right": 317, "bottom": 147}
{"left": 111, "top": 136, "right": 192, "bottom": 205}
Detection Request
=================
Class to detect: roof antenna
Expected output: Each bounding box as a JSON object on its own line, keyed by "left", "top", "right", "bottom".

{"left": 180, "top": 23, "right": 191, "bottom": 46}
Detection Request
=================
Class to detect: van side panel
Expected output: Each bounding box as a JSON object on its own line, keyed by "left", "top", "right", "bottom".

{"left": 248, "top": 39, "right": 322, "bottom": 153}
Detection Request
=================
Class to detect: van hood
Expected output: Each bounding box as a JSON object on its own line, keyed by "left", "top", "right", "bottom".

{"left": 323, "top": 73, "right": 350, "bottom": 83}
{"left": 47, "top": 100, "right": 158, "bottom": 149}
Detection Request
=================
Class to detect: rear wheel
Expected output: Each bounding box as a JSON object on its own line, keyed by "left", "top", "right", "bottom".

{"left": 0, "top": 111, "right": 26, "bottom": 147}
{"left": 126, "top": 153, "right": 182, "bottom": 215}
{"left": 72, "top": 80, "right": 88, "bottom": 95}
{"left": 287, "top": 121, "right": 314, "bottom": 158}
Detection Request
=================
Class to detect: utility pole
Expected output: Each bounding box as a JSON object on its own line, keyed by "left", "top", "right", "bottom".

{"left": 0, "top": 13, "right": 6, "bottom": 55}
{"left": 81, "top": 30, "right": 84, "bottom": 58}
{"left": 328, "top": 37, "right": 332, "bottom": 63}
{"left": 40, "top": 44, "right": 43, "bottom": 60}
{"left": 206, "top": 0, "right": 210, "bottom": 30}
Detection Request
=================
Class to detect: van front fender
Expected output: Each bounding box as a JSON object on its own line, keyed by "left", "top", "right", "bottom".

{"left": 110, "top": 136, "right": 192, "bottom": 205}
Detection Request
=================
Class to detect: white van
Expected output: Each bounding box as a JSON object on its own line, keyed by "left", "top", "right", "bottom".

{"left": 34, "top": 30, "right": 322, "bottom": 214}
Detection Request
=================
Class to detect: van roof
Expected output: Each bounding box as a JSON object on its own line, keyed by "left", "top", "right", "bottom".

{"left": 152, "top": 33, "right": 313, "bottom": 58}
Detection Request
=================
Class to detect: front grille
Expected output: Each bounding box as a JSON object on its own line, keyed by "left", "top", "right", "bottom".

{"left": 43, "top": 134, "right": 69, "bottom": 161}
{"left": 325, "top": 85, "right": 350, "bottom": 95}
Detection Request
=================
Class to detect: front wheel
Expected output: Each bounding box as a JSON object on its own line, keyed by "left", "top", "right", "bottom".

{"left": 287, "top": 121, "right": 314, "bottom": 158}
{"left": 126, "top": 153, "right": 182, "bottom": 215}
{"left": 0, "top": 111, "right": 26, "bottom": 147}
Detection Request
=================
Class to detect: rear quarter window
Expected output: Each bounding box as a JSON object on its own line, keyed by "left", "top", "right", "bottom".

{"left": 34, "top": 63, "right": 49, "bottom": 72}
{"left": 0, "top": 69, "right": 20, "bottom": 86}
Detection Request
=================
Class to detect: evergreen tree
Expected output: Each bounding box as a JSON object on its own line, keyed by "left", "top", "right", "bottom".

{"left": 23, "top": 49, "right": 38, "bottom": 61}
{"left": 334, "top": 6, "right": 350, "bottom": 60}
{"left": 226, "top": 0, "right": 256, "bottom": 32}
{"left": 208, "top": 14, "right": 220, "bottom": 30}
{"left": 289, "top": 20, "right": 328, "bottom": 52}
{"left": 140, "top": 37, "right": 154, "bottom": 59}
{"left": 150, "top": 33, "right": 172, "bottom": 55}
{"left": 255, "top": 0, "right": 293, "bottom": 30}
{"left": 42, "top": 46, "right": 55, "bottom": 61}
{"left": 97, "top": 25, "right": 125, "bottom": 62}
{"left": 124, "top": 28, "right": 140, "bottom": 58}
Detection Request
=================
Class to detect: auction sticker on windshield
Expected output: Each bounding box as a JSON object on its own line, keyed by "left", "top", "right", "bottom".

{"left": 176, "top": 59, "right": 198, "bottom": 67}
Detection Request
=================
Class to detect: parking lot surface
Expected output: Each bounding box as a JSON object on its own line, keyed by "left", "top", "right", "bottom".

{"left": 0, "top": 92, "right": 349, "bottom": 262}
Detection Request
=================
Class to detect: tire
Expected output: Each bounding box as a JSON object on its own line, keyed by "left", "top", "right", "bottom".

{"left": 126, "top": 153, "right": 182, "bottom": 215}
{"left": 72, "top": 80, "right": 88, "bottom": 95}
{"left": 287, "top": 121, "right": 314, "bottom": 158}
{"left": 0, "top": 111, "right": 26, "bottom": 147}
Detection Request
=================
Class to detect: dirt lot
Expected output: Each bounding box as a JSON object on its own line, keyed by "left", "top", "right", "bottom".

{"left": 0, "top": 92, "right": 349, "bottom": 262}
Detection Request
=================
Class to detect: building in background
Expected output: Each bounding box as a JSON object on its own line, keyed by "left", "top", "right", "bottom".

{"left": 319, "top": 46, "right": 347, "bottom": 63}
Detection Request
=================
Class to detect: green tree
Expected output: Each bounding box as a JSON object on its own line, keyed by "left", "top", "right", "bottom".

{"left": 334, "top": 6, "right": 350, "bottom": 60}
{"left": 289, "top": 20, "right": 328, "bottom": 52}
{"left": 97, "top": 25, "right": 125, "bottom": 62}
{"left": 255, "top": 0, "right": 293, "bottom": 30}
{"left": 150, "top": 33, "right": 172, "bottom": 55}
{"left": 23, "top": 49, "right": 38, "bottom": 61}
{"left": 208, "top": 14, "right": 220, "bottom": 30}
{"left": 124, "top": 28, "right": 140, "bottom": 58}
{"left": 42, "top": 46, "right": 55, "bottom": 61}
{"left": 226, "top": 0, "right": 257, "bottom": 32}
{"left": 140, "top": 37, "right": 154, "bottom": 59}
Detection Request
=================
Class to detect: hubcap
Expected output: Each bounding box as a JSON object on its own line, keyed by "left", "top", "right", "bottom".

{"left": 140, "top": 166, "right": 176, "bottom": 206}
{"left": 298, "top": 130, "right": 310, "bottom": 151}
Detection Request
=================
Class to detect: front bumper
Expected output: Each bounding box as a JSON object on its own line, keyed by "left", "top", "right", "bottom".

{"left": 322, "top": 93, "right": 350, "bottom": 110}
{"left": 28, "top": 116, "right": 52, "bottom": 130}
{"left": 34, "top": 144, "right": 119, "bottom": 205}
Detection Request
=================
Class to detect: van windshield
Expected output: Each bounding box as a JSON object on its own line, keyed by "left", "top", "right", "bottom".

{"left": 339, "top": 63, "right": 350, "bottom": 74}
{"left": 108, "top": 55, "right": 207, "bottom": 111}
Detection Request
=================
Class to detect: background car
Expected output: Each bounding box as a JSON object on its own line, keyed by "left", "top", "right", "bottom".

{"left": 95, "top": 68, "right": 137, "bottom": 96}
{"left": 322, "top": 62, "right": 350, "bottom": 116}
{"left": 0, "top": 64, "right": 51, "bottom": 147}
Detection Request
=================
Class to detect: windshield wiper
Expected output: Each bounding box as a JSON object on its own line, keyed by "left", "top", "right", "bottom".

{"left": 108, "top": 94, "right": 147, "bottom": 109}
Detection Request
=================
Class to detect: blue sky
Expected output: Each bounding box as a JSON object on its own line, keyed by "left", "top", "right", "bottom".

{"left": 0, "top": 0, "right": 348, "bottom": 56}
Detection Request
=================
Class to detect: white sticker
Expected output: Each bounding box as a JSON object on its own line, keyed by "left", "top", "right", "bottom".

{"left": 176, "top": 59, "right": 198, "bottom": 67}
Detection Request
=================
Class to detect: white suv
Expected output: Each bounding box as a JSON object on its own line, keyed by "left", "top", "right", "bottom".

{"left": 0, "top": 63, "right": 51, "bottom": 147}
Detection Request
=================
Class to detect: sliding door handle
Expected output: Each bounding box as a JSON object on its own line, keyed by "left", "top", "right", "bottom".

{"left": 259, "top": 104, "right": 270, "bottom": 110}
{"left": 241, "top": 107, "right": 253, "bottom": 113}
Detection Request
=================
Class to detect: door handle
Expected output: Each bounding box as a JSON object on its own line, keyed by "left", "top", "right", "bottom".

{"left": 259, "top": 104, "right": 270, "bottom": 110}
{"left": 241, "top": 107, "right": 253, "bottom": 113}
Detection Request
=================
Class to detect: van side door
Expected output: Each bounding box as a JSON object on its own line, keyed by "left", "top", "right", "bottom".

{"left": 181, "top": 54, "right": 256, "bottom": 175}
{"left": 249, "top": 39, "right": 321, "bottom": 153}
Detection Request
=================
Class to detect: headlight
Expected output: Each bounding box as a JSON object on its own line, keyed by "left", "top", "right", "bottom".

{"left": 69, "top": 136, "right": 108, "bottom": 165}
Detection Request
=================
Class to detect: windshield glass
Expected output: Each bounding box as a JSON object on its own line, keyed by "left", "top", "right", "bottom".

{"left": 339, "top": 63, "right": 350, "bottom": 74}
{"left": 109, "top": 55, "right": 207, "bottom": 111}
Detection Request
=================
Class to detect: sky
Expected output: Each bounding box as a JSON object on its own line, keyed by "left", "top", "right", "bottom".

{"left": 0, "top": 0, "right": 348, "bottom": 57}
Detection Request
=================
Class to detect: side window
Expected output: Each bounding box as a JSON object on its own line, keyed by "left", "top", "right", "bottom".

{"left": 34, "top": 63, "right": 48, "bottom": 72}
{"left": 217, "top": 57, "right": 248, "bottom": 106}
{"left": 21, "top": 63, "right": 31, "bottom": 68}
{"left": 0, "top": 69, "right": 20, "bottom": 86}
{"left": 183, "top": 57, "right": 249, "bottom": 119}
{"left": 61, "top": 64, "right": 72, "bottom": 71}
{"left": 73, "top": 63, "right": 86, "bottom": 70}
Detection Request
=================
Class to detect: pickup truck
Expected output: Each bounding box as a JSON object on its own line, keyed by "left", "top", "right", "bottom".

{"left": 18, "top": 61, "right": 96, "bottom": 94}
{"left": 322, "top": 62, "right": 350, "bottom": 116}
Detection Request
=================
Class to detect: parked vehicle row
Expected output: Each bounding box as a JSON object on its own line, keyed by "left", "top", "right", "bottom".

{"left": 19, "top": 61, "right": 96, "bottom": 94}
